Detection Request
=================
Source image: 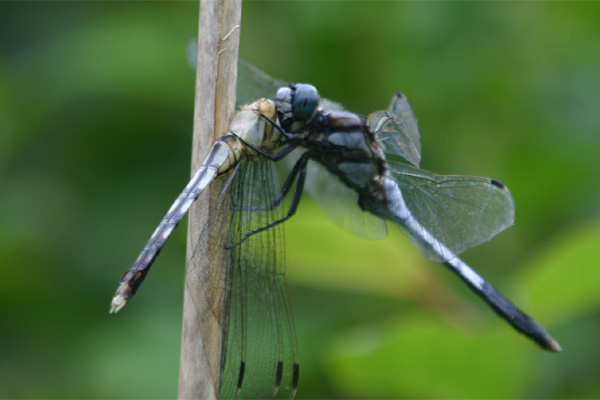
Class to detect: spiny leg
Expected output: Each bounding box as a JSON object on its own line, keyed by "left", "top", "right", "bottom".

{"left": 233, "top": 131, "right": 299, "bottom": 162}
{"left": 228, "top": 147, "right": 308, "bottom": 214}
{"left": 225, "top": 113, "right": 303, "bottom": 214}
{"left": 224, "top": 152, "right": 310, "bottom": 250}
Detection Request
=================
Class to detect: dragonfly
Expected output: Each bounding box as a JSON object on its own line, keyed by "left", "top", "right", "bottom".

{"left": 111, "top": 51, "right": 561, "bottom": 399}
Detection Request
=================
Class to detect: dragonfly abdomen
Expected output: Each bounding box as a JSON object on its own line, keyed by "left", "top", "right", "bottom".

{"left": 110, "top": 99, "right": 280, "bottom": 313}
{"left": 110, "top": 158, "right": 222, "bottom": 312}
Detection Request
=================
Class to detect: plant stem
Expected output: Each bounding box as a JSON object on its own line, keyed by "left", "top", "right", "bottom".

{"left": 179, "top": 1, "right": 241, "bottom": 398}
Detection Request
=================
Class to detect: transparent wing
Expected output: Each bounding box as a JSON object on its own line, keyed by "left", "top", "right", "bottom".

{"left": 237, "top": 61, "right": 345, "bottom": 116}
{"left": 236, "top": 60, "right": 354, "bottom": 116}
{"left": 302, "top": 155, "right": 388, "bottom": 240}
{"left": 186, "top": 40, "right": 286, "bottom": 107}
{"left": 368, "top": 93, "right": 421, "bottom": 167}
{"left": 237, "top": 60, "right": 288, "bottom": 108}
{"left": 387, "top": 162, "right": 515, "bottom": 261}
{"left": 318, "top": 92, "right": 421, "bottom": 168}
{"left": 187, "top": 157, "right": 298, "bottom": 399}
{"left": 317, "top": 98, "right": 346, "bottom": 113}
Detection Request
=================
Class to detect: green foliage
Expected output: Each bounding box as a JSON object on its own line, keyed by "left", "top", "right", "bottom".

{"left": 523, "top": 220, "right": 600, "bottom": 324}
{"left": 1, "top": 2, "right": 599, "bottom": 398}
{"left": 324, "top": 314, "right": 531, "bottom": 398}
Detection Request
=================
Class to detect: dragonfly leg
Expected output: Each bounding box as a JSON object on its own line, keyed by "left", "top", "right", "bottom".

{"left": 256, "top": 110, "right": 299, "bottom": 140}
{"left": 229, "top": 148, "right": 309, "bottom": 213}
{"left": 224, "top": 152, "right": 310, "bottom": 250}
{"left": 232, "top": 131, "right": 299, "bottom": 162}
{"left": 230, "top": 108, "right": 301, "bottom": 162}
{"left": 226, "top": 113, "right": 304, "bottom": 213}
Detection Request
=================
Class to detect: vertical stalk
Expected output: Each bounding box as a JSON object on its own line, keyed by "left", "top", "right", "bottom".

{"left": 179, "top": 1, "right": 241, "bottom": 398}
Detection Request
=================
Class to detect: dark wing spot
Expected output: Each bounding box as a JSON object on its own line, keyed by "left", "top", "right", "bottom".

{"left": 275, "top": 361, "right": 283, "bottom": 390}
{"left": 491, "top": 179, "right": 505, "bottom": 189}
{"left": 237, "top": 361, "right": 246, "bottom": 391}
{"left": 292, "top": 363, "right": 300, "bottom": 390}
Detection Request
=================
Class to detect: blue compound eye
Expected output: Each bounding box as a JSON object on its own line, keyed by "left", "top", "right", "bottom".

{"left": 275, "top": 87, "right": 293, "bottom": 113}
{"left": 291, "top": 84, "right": 319, "bottom": 121}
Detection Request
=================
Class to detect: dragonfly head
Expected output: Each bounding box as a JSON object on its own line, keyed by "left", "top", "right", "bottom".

{"left": 276, "top": 83, "right": 320, "bottom": 132}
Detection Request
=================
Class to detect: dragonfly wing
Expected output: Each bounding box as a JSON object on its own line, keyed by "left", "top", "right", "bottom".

{"left": 385, "top": 162, "right": 515, "bottom": 262}
{"left": 237, "top": 61, "right": 347, "bottom": 115}
{"left": 238, "top": 62, "right": 345, "bottom": 118}
{"left": 188, "top": 157, "right": 298, "bottom": 399}
{"left": 187, "top": 40, "right": 342, "bottom": 116}
{"left": 368, "top": 93, "right": 421, "bottom": 168}
{"left": 237, "top": 60, "right": 288, "bottom": 108}
{"left": 287, "top": 149, "right": 388, "bottom": 240}
{"left": 186, "top": 40, "right": 287, "bottom": 107}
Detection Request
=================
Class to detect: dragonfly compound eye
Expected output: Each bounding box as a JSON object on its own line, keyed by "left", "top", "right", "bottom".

{"left": 275, "top": 87, "right": 293, "bottom": 114}
{"left": 291, "top": 84, "right": 319, "bottom": 122}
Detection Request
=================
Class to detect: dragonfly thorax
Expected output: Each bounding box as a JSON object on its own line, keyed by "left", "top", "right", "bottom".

{"left": 302, "top": 110, "right": 388, "bottom": 193}
{"left": 230, "top": 98, "right": 282, "bottom": 157}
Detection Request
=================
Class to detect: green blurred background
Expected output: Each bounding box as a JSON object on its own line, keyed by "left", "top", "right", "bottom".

{"left": 2, "top": 2, "right": 600, "bottom": 398}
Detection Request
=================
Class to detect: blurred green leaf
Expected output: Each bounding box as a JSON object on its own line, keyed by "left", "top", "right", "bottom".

{"left": 9, "top": 12, "right": 192, "bottom": 109}
{"left": 324, "top": 313, "right": 533, "bottom": 398}
{"left": 520, "top": 219, "right": 600, "bottom": 325}
{"left": 287, "top": 197, "right": 428, "bottom": 298}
